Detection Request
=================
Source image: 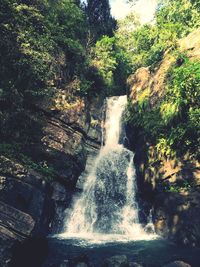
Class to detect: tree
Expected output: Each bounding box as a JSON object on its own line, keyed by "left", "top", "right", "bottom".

{"left": 0, "top": 0, "right": 89, "bottom": 141}
{"left": 91, "top": 35, "right": 130, "bottom": 95}
{"left": 85, "top": 0, "right": 116, "bottom": 41}
{"left": 115, "top": 12, "right": 140, "bottom": 54}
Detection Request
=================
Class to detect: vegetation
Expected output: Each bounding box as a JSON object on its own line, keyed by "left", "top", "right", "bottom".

{"left": 0, "top": 0, "right": 199, "bottom": 178}
{"left": 85, "top": 0, "right": 116, "bottom": 41}
{"left": 91, "top": 35, "right": 130, "bottom": 95}
{"left": 0, "top": 143, "right": 56, "bottom": 180}
{"left": 126, "top": 56, "right": 200, "bottom": 159}
{"left": 0, "top": 0, "right": 115, "bottom": 175}
{"left": 91, "top": 0, "right": 200, "bottom": 95}
{"left": 123, "top": 0, "right": 200, "bottom": 161}
{"left": 163, "top": 180, "right": 195, "bottom": 193}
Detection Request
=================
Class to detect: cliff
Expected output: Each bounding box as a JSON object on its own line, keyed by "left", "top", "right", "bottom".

{"left": 0, "top": 93, "right": 103, "bottom": 266}
{"left": 127, "top": 28, "right": 200, "bottom": 246}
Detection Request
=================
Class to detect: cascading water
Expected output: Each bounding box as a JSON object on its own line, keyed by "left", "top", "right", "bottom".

{"left": 60, "top": 96, "right": 155, "bottom": 242}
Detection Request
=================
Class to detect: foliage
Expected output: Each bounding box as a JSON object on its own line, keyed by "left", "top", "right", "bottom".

{"left": 92, "top": 36, "right": 117, "bottom": 88}
{"left": 114, "top": 0, "right": 200, "bottom": 72}
{"left": 85, "top": 0, "right": 116, "bottom": 41}
{"left": 0, "top": 143, "right": 56, "bottom": 180}
{"left": 123, "top": 0, "right": 200, "bottom": 162}
{"left": 0, "top": 0, "right": 109, "bottom": 142}
{"left": 91, "top": 35, "right": 130, "bottom": 95}
{"left": 115, "top": 12, "right": 140, "bottom": 53}
{"left": 1, "top": 0, "right": 200, "bottom": 178}
{"left": 126, "top": 58, "right": 200, "bottom": 159}
{"left": 163, "top": 180, "right": 195, "bottom": 193}
{"left": 20, "top": 155, "right": 56, "bottom": 180}
{"left": 0, "top": 1, "right": 53, "bottom": 107}
{"left": 0, "top": 0, "right": 115, "bottom": 176}
{"left": 157, "top": 0, "right": 200, "bottom": 36}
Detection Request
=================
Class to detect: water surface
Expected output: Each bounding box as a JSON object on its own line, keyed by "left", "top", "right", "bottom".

{"left": 44, "top": 237, "right": 200, "bottom": 267}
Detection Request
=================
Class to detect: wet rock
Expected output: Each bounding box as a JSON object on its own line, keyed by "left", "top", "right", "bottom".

{"left": 59, "top": 264, "right": 68, "bottom": 267}
{"left": 75, "top": 263, "right": 88, "bottom": 267}
{"left": 102, "top": 255, "right": 129, "bottom": 267}
{"left": 50, "top": 181, "right": 70, "bottom": 233}
{"left": 0, "top": 225, "right": 22, "bottom": 267}
{"left": 163, "top": 261, "right": 191, "bottom": 267}
{"left": 129, "top": 263, "right": 143, "bottom": 267}
{"left": 69, "top": 254, "right": 90, "bottom": 267}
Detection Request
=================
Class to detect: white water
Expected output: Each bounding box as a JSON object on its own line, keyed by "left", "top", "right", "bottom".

{"left": 59, "top": 96, "right": 156, "bottom": 244}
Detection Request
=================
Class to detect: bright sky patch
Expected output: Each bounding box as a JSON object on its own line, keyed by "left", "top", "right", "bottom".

{"left": 110, "top": 0, "right": 157, "bottom": 23}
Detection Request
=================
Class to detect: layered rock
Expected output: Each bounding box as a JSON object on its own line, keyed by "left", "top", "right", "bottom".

{"left": 0, "top": 156, "right": 52, "bottom": 265}
{"left": 0, "top": 94, "right": 103, "bottom": 266}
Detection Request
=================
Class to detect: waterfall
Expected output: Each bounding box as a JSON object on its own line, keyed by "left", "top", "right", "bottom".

{"left": 60, "top": 96, "right": 155, "bottom": 242}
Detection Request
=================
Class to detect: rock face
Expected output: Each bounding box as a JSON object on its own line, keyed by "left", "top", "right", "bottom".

{"left": 0, "top": 156, "right": 52, "bottom": 266}
{"left": 0, "top": 95, "right": 103, "bottom": 266}
{"left": 154, "top": 191, "right": 200, "bottom": 246}
{"left": 127, "top": 28, "right": 200, "bottom": 246}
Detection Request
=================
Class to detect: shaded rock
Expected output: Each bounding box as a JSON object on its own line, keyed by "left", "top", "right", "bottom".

{"left": 163, "top": 261, "right": 191, "bottom": 267}
{"left": 0, "top": 201, "right": 35, "bottom": 235}
{"left": 10, "top": 237, "right": 48, "bottom": 267}
{"left": 0, "top": 157, "right": 53, "bottom": 235}
{"left": 0, "top": 225, "right": 23, "bottom": 267}
{"left": 0, "top": 158, "right": 53, "bottom": 267}
{"left": 102, "top": 255, "right": 129, "bottom": 267}
{"left": 50, "top": 181, "right": 70, "bottom": 233}
{"left": 69, "top": 254, "right": 90, "bottom": 267}
{"left": 153, "top": 191, "right": 200, "bottom": 246}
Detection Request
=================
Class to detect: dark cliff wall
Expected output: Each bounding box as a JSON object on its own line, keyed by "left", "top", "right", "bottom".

{"left": 0, "top": 94, "right": 103, "bottom": 266}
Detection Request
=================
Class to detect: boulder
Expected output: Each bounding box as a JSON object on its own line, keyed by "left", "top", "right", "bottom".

{"left": 102, "top": 255, "right": 129, "bottom": 267}
{"left": 163, "top": 261, "right": 191, "bottom": 267}
{"left": 69, "top": 254, "right": 90, "bottom": 267}
{"left": 75, "top": 263, "right": 89, "bottom": 267}
{"left": 129, "top": 263, "right": 143, "bottom": 267}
